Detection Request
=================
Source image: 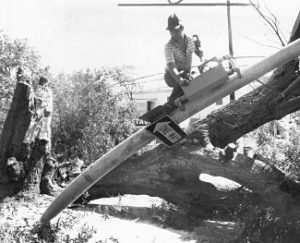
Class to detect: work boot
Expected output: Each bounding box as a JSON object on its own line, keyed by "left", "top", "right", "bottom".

{"left": 162, "top": 102, "right": 177, "bottom": 113}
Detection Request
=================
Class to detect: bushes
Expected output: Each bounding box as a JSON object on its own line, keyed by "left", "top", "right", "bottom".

{"left": 0, "top": 31, "right": 43, "bottom": 131}
{"left": 244, "top": 112, "right": 300, "bottom": 180}
{"left": 51, "top": 68, "right": 137, "bottom": 164}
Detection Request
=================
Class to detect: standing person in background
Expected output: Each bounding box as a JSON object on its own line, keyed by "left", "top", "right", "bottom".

{"left": 164, "top": 13, "right": 203, "bottom": 110}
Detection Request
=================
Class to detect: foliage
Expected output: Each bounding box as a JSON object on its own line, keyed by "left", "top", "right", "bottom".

{"left": 248, "top": 112, "right": 300, "bottom": 179}
{"left": 0, "top": 217, "right": 97, "bottom": 243}
{"left": 0, "top": 193, "right": 97, "bottom": 243}
{"left": 0, "top": 31, "right": 41, "bottom": 93}
{"left": 151, "top": 201, "right": 187, "bottom": 228}
{"left": 51, "top": 68, "right": 137, "bottom": 164}
{"left": 0, "top": 31, "right": 43, "bottom": 131}
{"left": 233, "top": 202, "right": 300, "bottom": 243}
{"left": 109, "top": 65, "right": 136, "bottom": 100}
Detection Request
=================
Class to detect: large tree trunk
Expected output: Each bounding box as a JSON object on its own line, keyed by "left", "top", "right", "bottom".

{"left": 0, "top": 81, "right": 34, "bottom": 187}
{"left": 87, "top": 12, "right": 300, "bottom": 212}
{"left": 89, "top": 144, "right": 300, "bottom": 211}
{"left": 0, "top": 79, "right": 57, "bottom": 196}
{"left": 197, "top": 11, "right": 300, "bottom": 148}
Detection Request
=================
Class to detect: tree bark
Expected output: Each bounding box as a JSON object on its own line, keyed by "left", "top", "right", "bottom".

{"left": 0, "top": 79, "right": 57, "bottom": 196}
{"left": 89, "top": 144, "right": 300, "bottom": 212}
{"left": 195, "top": 11, "right": 300, "bottom": 148}
{"left": 0, "top": 81, "right": 34, "bottom": 187}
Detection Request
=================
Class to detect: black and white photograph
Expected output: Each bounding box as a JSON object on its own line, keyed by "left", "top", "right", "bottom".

{"left": 0, "top": 0, "right": 300, "bottom": 242}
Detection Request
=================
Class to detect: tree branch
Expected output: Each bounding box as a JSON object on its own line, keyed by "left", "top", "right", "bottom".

{"left": 249, "top": 0, "right": 286, "bottom": 46}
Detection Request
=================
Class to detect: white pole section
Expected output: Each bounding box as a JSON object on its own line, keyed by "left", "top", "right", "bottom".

{"left": 40, "top": 38, "right": 300, "bottom": 223}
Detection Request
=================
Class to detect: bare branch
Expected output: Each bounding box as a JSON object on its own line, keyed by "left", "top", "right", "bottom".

{"left": 249, "top": 0, "right": 286, "bottom": 47}
{"left": 242, "top": 35, "right": 281, "bottom": 49}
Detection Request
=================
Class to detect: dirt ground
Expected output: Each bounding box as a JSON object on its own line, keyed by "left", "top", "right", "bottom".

{"left": 0, "top": 193, "right": 244, "bottom": 243}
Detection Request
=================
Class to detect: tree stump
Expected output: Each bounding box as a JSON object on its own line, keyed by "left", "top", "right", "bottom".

{"left": 0, "top": 76, "right": 58, "bottom": 196}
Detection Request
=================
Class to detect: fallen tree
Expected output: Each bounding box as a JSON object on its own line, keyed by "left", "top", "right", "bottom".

{"left": 81, "top": 14, "right": 300, "bottom": 241}
{"left": 87, "top": 12, "right": 300, "bottom": 213}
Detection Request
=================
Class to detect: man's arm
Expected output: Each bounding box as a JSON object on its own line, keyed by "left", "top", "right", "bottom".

{"left": 166, "top": 62, "right": 189, "bottom": 86}
{"left": 165, "top": 43, "right": 189, "bottom": 86}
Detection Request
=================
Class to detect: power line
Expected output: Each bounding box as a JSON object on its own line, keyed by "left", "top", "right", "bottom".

{"left": 118, "top": 2, "right": 250, "bottom": 7}
{"left": 234, "top": 56, "right": 265, "bottom": 59}
{"left": 109, "top": 55, "right": 266, "bottom": 87}
{"left": 132, "top": 72, "right": 164, "bottom": 81}
{"left": 110, "top": 77, "right": 164, "bottom": 87}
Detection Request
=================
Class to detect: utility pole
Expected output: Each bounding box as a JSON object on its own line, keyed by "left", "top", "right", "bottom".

{"left": 227, "top": 0, "right": 235, "bottom": 101}
{"left": 119, "top": 1, "right": 249, "bottom": 102}
{"left": 227, "top": 0, "right": 234, "bottom": 57}
{"left": 118, "top": 2, "right": 250, "bottom": 7}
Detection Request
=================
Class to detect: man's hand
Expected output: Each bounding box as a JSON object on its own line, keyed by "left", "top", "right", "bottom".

{"left": 179, "top": 78, "right": 190, "bottom": 86}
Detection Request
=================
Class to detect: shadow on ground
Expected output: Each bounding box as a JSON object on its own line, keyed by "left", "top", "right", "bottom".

{"left": 71, "top": 195, "right": 244, "bottom": 243}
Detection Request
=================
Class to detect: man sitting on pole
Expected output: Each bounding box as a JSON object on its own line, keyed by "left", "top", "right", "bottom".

{"left": 164, "top": 13, "right": 203, "bottom": 110}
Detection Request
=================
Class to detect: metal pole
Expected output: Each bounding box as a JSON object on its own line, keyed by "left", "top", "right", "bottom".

{"left": 227, "top": 0, "right": 234, "bottom": 57}
{"left": 118, "top": 3, "right": 250, "bottom": 7}
{"left": 40, "top": 38, "right": 300, "bottom": 224}
{"left": 227, "top": 0, "right": 235, "bottom": 101}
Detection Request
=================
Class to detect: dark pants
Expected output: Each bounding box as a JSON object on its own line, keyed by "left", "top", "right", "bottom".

{"left": 164, "top": 71, "right": 184, "bottom": 104}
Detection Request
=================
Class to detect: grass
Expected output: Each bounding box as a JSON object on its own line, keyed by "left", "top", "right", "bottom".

{"left": 0, "top": 192, "right": 245, "bottom": 243}
{"left": 3, "top": 191, "right": 299, "bottom": 243}
{"left": 0, "top": 193, "right": 100, "bottom": 243}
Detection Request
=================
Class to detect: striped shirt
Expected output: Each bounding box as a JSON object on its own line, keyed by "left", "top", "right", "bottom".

{"left": 164, "top": 35, "right": 195, "bottom": 72}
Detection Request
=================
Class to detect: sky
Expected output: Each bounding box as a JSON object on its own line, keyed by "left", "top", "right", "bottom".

{"left": 0, "top": 0, "right": 299, "bottom": 76}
